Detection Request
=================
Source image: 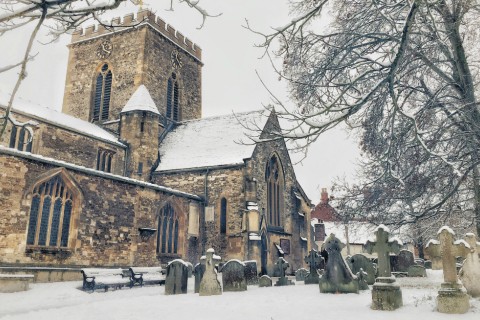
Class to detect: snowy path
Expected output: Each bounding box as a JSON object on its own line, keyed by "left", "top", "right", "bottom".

{"left": 0, "top": 270, "right": 478, "bottom": 320}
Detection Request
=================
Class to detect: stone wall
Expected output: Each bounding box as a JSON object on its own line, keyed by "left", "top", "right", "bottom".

{"left": 0, "top": 151, "right": 200, "bottom": 268}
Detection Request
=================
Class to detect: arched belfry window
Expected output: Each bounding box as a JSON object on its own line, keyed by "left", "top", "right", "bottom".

{"left": 220, "top": 198, "right": 227, "bottom": 234}
{"left": 92, "top": 63, "right": 112, "bottom": 122}
{"left": 26, "top": 175, "right": 76, "bottom": 248}
{"left": 166, "top": 73, "right": 179, "bottom": 121}
{"left": 266, "top": 154, "right": 284, "bottom": 227}
{"left": 157, "top": 203, "right": 179, "bottom": 254}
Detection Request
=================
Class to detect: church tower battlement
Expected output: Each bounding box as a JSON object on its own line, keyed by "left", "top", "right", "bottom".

{"left": 62, "top": 9, "right": 202, "bottom": 128}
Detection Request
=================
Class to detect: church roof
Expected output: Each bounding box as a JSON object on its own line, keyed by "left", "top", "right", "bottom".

{"left": 155, "top": 110, "right": 269, "bottom": 172}
{"left": 121, "top": 85, "right": 159, "bottom": 115}
{"left": 0, "top": 92, "right": 124, "bottom": 147}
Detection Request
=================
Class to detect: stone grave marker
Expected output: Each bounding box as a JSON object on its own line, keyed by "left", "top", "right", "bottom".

{"left": 348, "top": 254, "right": 376, "bottom": 285}
{"left": 295, "top": 268, "right": 309, "bottom": 282}
{"left": 165, "top": 259, "right": 189, "bottom": 295}
{"left": 304, "top": 249, "right": 323, "bottom": 284}
{"left": 357, "top": 268, "right": 369, "bottom": 290}
{"left": 425, "top": 226, "right": 471, "bottom": 314}
{"left": 244, "top": 260, "right": 258, "bottom": 285}
{"left": 319, "top": 233, "right": 358, "bottom": 294}
{"left": 424, "top": 260, "right": 432, "bottom": 269}
{"left": 394, "top": 250, "right": 415, "bottom": 272}
{"left": 199, "top": 248, "right": 222, "bottom": 296}
{"left": 407, "top": 264, "right": 427, "bottom": 277}
{"left": 364, "top": 225, "right": 403, "bottom": 310}
{"left": 458, "top": 233, "right": 480, "bottom": 298}
{"left": 259, "top": 275, "right": 272, "bottom": 287}
{"left": 222, "top": 259, "right": 247, "bottom": 292}
{"left": 185, "top": 262, "right": 194, "bottom": 278}
{"left": 274, "top": 257, "right": 294, "bottom": 286}
{"left": 193, "top": 263, "right": 205, "bottom": 293}
{"left": 414, "top": 258, "right": 425, "bottom": 266}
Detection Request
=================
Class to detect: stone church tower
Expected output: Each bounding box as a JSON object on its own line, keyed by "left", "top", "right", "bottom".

{"left": 62, "top": 10, "right": 202, "bottom": 127}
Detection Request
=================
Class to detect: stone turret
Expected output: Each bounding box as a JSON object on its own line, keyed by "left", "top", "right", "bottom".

{"left": 120, "top": 85, "right": 160, "bottom": 181}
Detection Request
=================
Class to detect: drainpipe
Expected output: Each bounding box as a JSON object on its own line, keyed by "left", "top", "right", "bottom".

{"left": 204, "top": 168, "right": 210, "bottom": 206}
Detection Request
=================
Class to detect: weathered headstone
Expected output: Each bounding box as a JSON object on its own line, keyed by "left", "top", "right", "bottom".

{"left": 244, "top": 260, "right": 258, "bottom": 285}
{"left": 424, "top": 260, "right": 432, "bottom": 269}
{"left": 185, "top": 262, "right": 194, "bottom": 278}
{"left": 407, "top": 264, "right": 427, "bottom": 277}
{"left": 221, "top": 259, "right": 247, "bottom": 292}
{"left": 364, "top": 225, "right": 403, "bottom": 310}
{"left": 458, "top": 233, "right": 480, "bottom": 298}
{"left": 414, "top": 258, "right": 425, "bottom": 266}
{"left": 259, "top": 275, "right": 272, "bottom": 287}
{"left": 165, "top": 259, "right": 189, "bottom": 295}
{"left": 348, "top": 254, "right": 376, "bottom": 285}
{"left": 425, "top": 226, "right": 471, "bottom": 314}
{"left": 432, "top": 257, "right": 443, "bottom": 270}
{"left": 357, "top": 268, "right": 369, "bottom": 290}
{"left": 295, "top": 268, "right": 309, "bottom": 282}
{"left": 394, "top": 250, "right": 415, "bottom": 272}
{"left": 193, "top": 263, "right": 205, "bottom": 293}
{"left": 199, "top": 248, "right": 222, "bottom": 296}
{"left": 274, "top": 257, "right": 294, "bottom": 286}
{"left": 319, "top": 233, "right": 358, "bottom": 294}
{"left": 304, "top": 249, "right": 323, "bottom": 284}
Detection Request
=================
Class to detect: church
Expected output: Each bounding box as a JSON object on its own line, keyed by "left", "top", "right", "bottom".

{"left": 0, "top": 10, "right": 312, "bottom": 276}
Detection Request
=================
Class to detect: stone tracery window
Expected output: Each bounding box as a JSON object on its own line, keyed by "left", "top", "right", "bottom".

{"left": 166, "top": 73, "right": 179, "bottom": 121}
{"left": 92, "top": 63, "right": 113, "bottom": 122}
{"left": 26, "top": 175, "right": 75, "bottom": 248}
{"left": 266, "top": 154, "right": 284, "bottom": 227}
{"left": 9, "top": 126, "right": 32, "bottom": 152}
{"left": 96, "top": 149, "right": 114, "bottom": 173}
{"left": 157, "top": 203, "right": 179, "bottom": 254}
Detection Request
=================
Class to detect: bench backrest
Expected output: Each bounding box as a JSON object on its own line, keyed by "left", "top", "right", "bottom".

{"left": 129, "top": 267, "right": 164, "bottom": 274}
{"left": 81, "top": 268, "right": 124, "bottom": 278}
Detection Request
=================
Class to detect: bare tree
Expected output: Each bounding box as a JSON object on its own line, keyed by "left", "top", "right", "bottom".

{"left": 250, "top": 0, "right": 480, "bottom": 235}
{"left": 0, "top": 0, "right": 218, "bottom": 141}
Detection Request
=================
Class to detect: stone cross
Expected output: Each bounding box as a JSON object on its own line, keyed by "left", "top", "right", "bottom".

{"left": 199, "top": 248, "right": 222, "bottom": 296}
{"left": 425, "top": 227, "right": 471, "bottom": 284}
{"left": 364, "top": 225, "right": 401, "bottom": 277}
{"left": 304, "top": 249, "right": 322, "bottom": 273}
{"left": 275, "top": 257, "right": 289, "bottom": 278}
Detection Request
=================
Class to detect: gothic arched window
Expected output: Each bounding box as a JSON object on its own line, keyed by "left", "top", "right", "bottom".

{"left": 266, "top": 155, "right": 284, "bottom": 227}
{"left": 166, "top": 73, "right": 179, "bottom": 121}
{"left": 92, "top": 63, "right": 113, "bottom": 122}
{"left": 220, "top": 198, "right": 227, "bottom": 234}
{"left": 26, "top": 175, "right": 75, "bottom": 248}
{"left": 157, "top": 203, "right": 179, "bottom": 254}
{"left": 9, "top": 126, "right": 32, "bottom": 152}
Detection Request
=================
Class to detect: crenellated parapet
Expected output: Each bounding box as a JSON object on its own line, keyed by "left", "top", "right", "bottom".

{"left": 71, "top": 9, "right": 202, "bottom": 61}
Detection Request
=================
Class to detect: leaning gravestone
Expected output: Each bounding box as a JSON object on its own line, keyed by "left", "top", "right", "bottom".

{"left": 199, "top": 248, "right": 222, "bottom": 296}
{"left": 295, "top": 268, "right": 309, "bottom": 282}
{"left": 459, "top": 233, "right": 480, "bottom": 298}
{"left": 304, "top": 249, "right": 323, "bottom": 284}
{"left": 425, "top": 226, "right": 471, "bottom": 314}
{"left": 193, "top": 263, "right": 205, "bottom": 293}
{"left": 165, "top": 259, "right": 189, "bottom": 295}
{"left": 407, "top": 264, "right": 427, "bottom": 277}
{"left": 259, "top": 275, "right": 272, "bottom": 287}
{"left": 244, "top": 260, "right": 258, "bottom": 285}
{"left": 274, "top": 257, "right": 294, "bottom": 286}
{"left": 395, "top": 250, "right": 415, "bottom": 272}
{"left": 319, "top": 233, "right": 358, "bottom": 294}
{"left": 222, "top": 259, "right": 247, "bottom": 292}
{"left": 364, "top": 225, "right": 403, "bottom": 310}
{"left": 348, "top": 254, "right": 376, "bottom": 285}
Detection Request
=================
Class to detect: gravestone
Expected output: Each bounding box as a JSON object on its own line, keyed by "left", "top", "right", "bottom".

{"left": 274, "top": 257, "right": 294, "bottom": 286}
{"left": 424, "top": 260, "right": 432, "bottom": 269}
{"left": 222, "top": 259, "right": 247, "bottom": 292}
{"left": 193, "top": 263, "right": 205, "bottom": 293}
{"left": 357, "top": 268, "right": 369, "bottom": 290}
{"left": 348, "top": 254, "right": 376, "bottom": 285}
{"left": 432, "top": 257, "right": 443, "bottom": 270}
{"left": 185, "top": 262, "right": 194, "bottom": 278}
{"left": 304, "top": 249, "right": 323, "bottom": 284}
{"left": 364, "top": 225, "right": 403, "bottom": 310}
{"left": 458, "top": 233, "right": 480, "bottom": 298}
{"left": 407, "top": 265, "right": 427, "bottom": 277}
{"left": 244, "top": 260, "right": 258, "bottom": 285}
{"left": 414, "top": 258, "right": 425, "bottom": 266}
{"left": 319, "top": 233, "right": 358, "bottom": 294}
{"left": 165, "top": 259, "right": 189, "bottom": 295}
{"left": 259, "top": 275, "right": 272, "bottom": 287}
{"left": 199, "top": 248, "right": 222, "bottom": 296}
{"left": 394, "top": 250, "right": 415, "bottom": 272}
{"left": 295, "top": 268, "right": 309, "bottom": 282}
{"left": 425, "top": 226, "right": 471, "bottom": 314}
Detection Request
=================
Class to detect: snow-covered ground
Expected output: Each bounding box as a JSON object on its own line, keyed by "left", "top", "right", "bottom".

{"left": 0, "top": 270, "right": 478, "bottom": 320}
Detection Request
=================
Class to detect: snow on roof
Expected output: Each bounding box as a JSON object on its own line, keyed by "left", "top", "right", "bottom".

{"left": 156, "top": 110, "right": 268, "bottom": 172}
{"left": 121, "top": 85, "right": 159, "bottom": 115}
{"left": 323, "top": 221, "right": 411, "bottom": 245}
{"left": 438, "top": 226, "right": 455, "bottom": 235}
{"left": 0, "top": 91, "right": 124, "bottom": 147}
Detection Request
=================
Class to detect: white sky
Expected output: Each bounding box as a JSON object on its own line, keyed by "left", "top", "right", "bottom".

{"left": 0, "top": 0, "right": 360, "bottom": 204}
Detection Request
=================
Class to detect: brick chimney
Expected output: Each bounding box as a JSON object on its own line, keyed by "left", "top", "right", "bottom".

{"left": 321, "top": 188, "right": 329, "bottom": 204}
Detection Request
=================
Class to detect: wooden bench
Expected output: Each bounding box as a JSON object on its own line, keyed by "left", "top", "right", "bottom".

{"left": 129, "top": 267, "right": 165, "bottom": 287}
{"left": 81, "top": 268, "right": 130, "bottom": 292}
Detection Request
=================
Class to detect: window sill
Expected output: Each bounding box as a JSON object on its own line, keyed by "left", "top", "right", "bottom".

{"left": 156, "top": 253, "right": 181, "bottom": 259}
{"left": 25, "top": 246, "right": 73, "bottom": 256}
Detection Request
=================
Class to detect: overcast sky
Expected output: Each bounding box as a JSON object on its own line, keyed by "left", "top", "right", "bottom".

{"left": 0, "top": 0, "right": 360, "bottom": 204}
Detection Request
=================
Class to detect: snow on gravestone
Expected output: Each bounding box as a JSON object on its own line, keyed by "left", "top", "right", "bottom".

{"left": 165, "top": 259, "right": 189, "bottom": 295}
{"left": 244, "top": 260, "right": 258, "bottom": 285}
{"left": 459, "top": 233, "right": 480, "bottom": 298}
{"left": 221, "top": 259, "right": 247, "bottom": 292}
{"left": 348, "top": 254, "right": 376, "bottom": 285}
{"left": 274, "top": 257, "right": 294, "bottom": 286}
{"left": 199, "top": 248, "right": 222, "bottom": 296}
{"left": 295, "top": 268, "right": 309, "bottom": 282}
{"left": 193, "top": 263, "right": 205, "bottom": 293}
